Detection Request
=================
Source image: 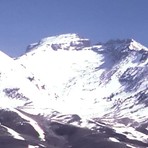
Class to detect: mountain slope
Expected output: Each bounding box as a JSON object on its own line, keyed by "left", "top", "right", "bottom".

{"left": 16, "top": 34, "right": 148, "bottom": 118}
{"left": 0, "top": 33, "right": 148, "bottom": 147}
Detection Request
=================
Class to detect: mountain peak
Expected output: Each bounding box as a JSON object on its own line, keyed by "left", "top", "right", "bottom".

{"left": 103, "top": 38, "right": 148, "bottom": 51}
{"left": 128, "top": 39, "right": 148, "bottom": 51}
{"left": 26, "top": 33, "right": 91, "bottom": 53}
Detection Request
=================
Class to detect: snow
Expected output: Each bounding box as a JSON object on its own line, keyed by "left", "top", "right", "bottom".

{"left": 26, "top": 33, "right": 90, "bottom": 52}
{"left": 17, "top": 48, "right": 110, "bottom": 117}
{"left": 0, "top": 34, "right": 148, "bottom": 145}
{"left": 12, "top": 109, "right": 45, "bottom": 141}
{"left": 113, "top": 124, "right": 148, "bottom": 143}
{"left": 28, "top": 145, "right": 39, "bottom": 148}
{"left": 109, "top": 137, "right": 120, "bottom": 142}
{"left": 12, "top": 35, "right": 147, "bottom": 120}
{"left": 0, "top": 95, "right": 26, "bottom": 108}
{"left": 1, "top": 124, "right": 24, "bottom": 140}
{"left": 129, "top": 39, "right": 148, "bottom": 51}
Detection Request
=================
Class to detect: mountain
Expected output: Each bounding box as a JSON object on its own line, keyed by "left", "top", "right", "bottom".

{"left": 0, "top": 33, "right": 148, "bottom": 148}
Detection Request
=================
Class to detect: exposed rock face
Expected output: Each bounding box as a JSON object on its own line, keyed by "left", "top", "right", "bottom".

{"left": 0, "top": 109, "right": 148, "bottom": 148}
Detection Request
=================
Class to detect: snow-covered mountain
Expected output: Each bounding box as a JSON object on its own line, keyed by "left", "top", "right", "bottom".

{"left": 0, "top": 33, "right": 148, "bottom": 148}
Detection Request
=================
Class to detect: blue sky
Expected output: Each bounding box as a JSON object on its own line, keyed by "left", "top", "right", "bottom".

{"left": 0, "top": 0, "right": 148, "bottom": 57}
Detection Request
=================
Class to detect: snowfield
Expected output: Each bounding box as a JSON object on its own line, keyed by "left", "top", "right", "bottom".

{"left": 0, "top": 33, "right": 148, "bottom": 147}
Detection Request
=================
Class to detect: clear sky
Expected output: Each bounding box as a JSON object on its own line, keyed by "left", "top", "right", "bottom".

{"left": 0, "top": 0, "right": 148, "bottom": 57}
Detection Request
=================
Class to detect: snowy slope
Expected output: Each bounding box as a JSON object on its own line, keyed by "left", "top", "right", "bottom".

{"left": 0, "top": 50, "right": 49, "bottom": 109}
{"left": 16, "top": 34, "right": 148, "bottom": 119}
{"left": 0, "top": 33, "right": 148, "bottom": 147}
